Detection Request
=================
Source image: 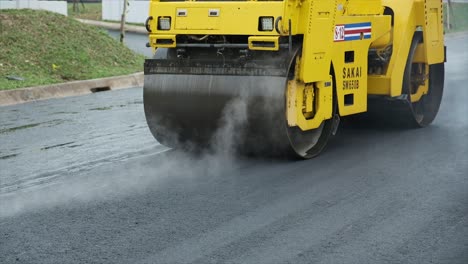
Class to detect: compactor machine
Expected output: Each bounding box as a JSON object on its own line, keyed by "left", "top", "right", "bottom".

{"left": 143, "top": 0, "right": 446, "bottom": 158}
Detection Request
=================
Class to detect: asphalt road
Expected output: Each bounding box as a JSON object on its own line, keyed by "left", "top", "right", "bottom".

{"left": 1, "top": 34, "right": 467, "bottom": 264}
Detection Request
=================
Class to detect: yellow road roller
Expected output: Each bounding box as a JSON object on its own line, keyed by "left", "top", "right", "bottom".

{"left": 143, "top": 0, "right": 446, "bottom": 158}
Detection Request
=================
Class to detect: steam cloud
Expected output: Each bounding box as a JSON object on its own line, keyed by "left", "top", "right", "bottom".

{"left": 0, "top": 96, "right": 251, "bottom": 218}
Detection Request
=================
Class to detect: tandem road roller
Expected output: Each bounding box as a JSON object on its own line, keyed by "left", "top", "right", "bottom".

{"left": 143, "top": 0, "right": 446, "bottom": 159}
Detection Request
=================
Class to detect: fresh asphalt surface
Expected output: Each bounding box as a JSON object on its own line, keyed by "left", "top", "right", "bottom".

{"left": 1, "top": 34, "right": 467, "bottom": 263}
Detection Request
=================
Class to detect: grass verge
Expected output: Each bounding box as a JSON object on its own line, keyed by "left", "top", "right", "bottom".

{"left": 0, "top": 9, "right": 145, "bottom": 90}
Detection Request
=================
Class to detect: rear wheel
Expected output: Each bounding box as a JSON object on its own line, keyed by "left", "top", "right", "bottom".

{"left": 402, "top": 32, "right": 445, "bottom": 127}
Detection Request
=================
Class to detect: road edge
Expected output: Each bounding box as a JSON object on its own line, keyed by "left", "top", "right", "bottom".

{"left": 76, "top": 19, "right": 147, "bottom": 34}
{"left": 0, "top": 72, "right": 143, "bottom": 107}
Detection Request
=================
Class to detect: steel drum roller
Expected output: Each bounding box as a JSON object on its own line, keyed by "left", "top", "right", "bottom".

{"left": 143, "top": 48, "right": 336, "bottom": 158}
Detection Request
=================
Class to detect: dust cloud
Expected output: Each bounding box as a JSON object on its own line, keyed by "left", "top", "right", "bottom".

{"left": 210, "top": 97, "right": 248, "bottom": 157}
{"left": 0, "top": 96, "right": 252, "bottom": 218}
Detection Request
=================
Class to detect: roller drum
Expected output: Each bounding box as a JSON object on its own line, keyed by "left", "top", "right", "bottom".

{"left": 143, "top": 48, "right": 335, "bottom": 158}
{"left": 144, "top": 73, "right": 294, "bottom": 155}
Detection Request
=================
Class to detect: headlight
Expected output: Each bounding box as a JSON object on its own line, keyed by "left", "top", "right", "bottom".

{"left": 158, "top": 17, "right": 171, "bottom": 30}
{"left": 259, "top": 17, "right": 274, "bottom": 31}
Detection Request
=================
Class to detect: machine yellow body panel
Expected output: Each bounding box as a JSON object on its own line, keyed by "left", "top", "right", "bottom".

{"left": 329, "top": 14, "right": 391, "bottom": 116}
{"left": 148, "top": 2, "right": 285, "bottom": 36}
{"left": 296, "top": 0, "right": 336, "bottom": 83}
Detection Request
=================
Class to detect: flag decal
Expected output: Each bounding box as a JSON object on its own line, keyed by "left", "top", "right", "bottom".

{"left": 334, "top": 22, "right": 372, "bottom": 42}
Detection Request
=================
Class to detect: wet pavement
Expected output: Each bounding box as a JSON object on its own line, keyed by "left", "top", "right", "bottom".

{"left": 0, "top": 34, "right": 467, "bottom": 263}
{"left": 0, "top": 88, "right": 166, "bottom": 195}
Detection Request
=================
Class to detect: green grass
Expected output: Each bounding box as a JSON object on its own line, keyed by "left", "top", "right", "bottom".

{"left": 0, "top": 9, "right": 145, "bottom": 90}
{"left": 444, "top": 3, "right": 468, "bottom": 33}
{"left": 68, "top": 3, "right": 102, "bottom": 21}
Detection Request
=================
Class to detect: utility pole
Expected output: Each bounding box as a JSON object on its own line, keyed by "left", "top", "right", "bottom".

{"left": 447, "top": 0, "right": 456, "bottom": 30}
{"left": 120, "top": 0, "right": 129, "bottom": 43}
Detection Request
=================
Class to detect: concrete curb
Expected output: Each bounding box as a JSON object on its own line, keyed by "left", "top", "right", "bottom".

{"left": 0, "top": 72, "right": 143, "bottom": 107}
{"left": 76, "top": 19, "right": 147, "bottom": 35}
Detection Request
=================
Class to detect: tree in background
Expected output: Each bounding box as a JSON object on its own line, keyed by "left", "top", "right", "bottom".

{"left": 72, "top": 0, "right": 85, "bottom": 12}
